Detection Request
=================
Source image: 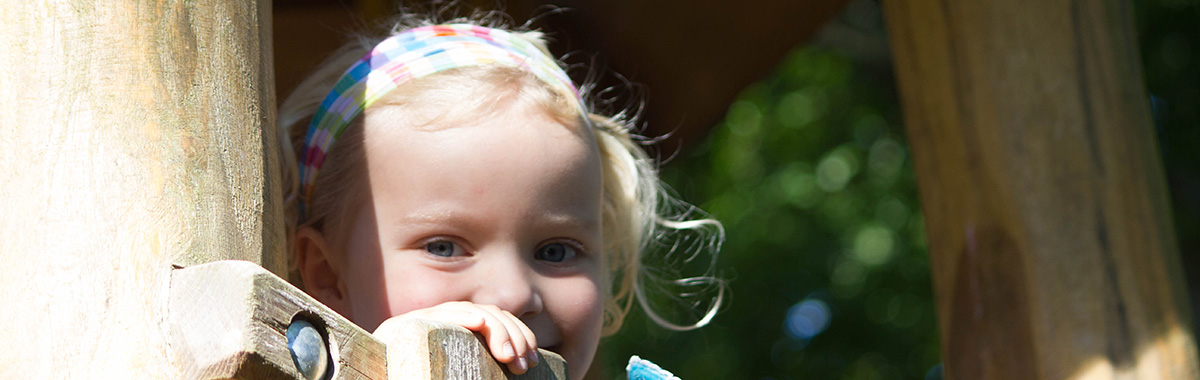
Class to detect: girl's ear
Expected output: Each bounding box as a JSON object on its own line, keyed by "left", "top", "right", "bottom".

{"left": 295, "top": 226, "right": 350, "bottom": 316}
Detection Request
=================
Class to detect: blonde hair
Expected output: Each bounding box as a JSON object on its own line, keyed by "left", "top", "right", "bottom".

{"left": 278, "top": 15, "right": 724, "bottom": 336}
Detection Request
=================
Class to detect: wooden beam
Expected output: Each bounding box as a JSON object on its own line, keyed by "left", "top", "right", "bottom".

{"left": 169, "top": 261, "right": 386, "bottom": 379}
{"left": 882, "top": 0, "right": 1200, "bottom": 378}
{"left": 169, "top": 260, "right": 568, "bottom": 380}
{"left": 374, "top": 317, "right": 568, "bottom": 380}
{"left": 0, "top": 0, "right": 281, "bottom": 377}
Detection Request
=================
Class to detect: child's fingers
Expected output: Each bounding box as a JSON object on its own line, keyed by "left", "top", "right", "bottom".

{"left": 474, "top": 305, "right": 531, "bottom": 372}
{"left": 499, "top": 306, "right": 539, "bottom": 369}
{"left": 401, "top": 307, "right": 487, "bottom": 329}
{"left": 444, "top": 303, "right": 537, "bottom": 373}
{"left": 371, "top": 309, "right": 488, "bottom": 346}
{"left": 513, "top": 313, "right": 538, "bottom": 362}
{"left": 432, "top": 303, "right": 522, "bottom": 360}
{"left": 382, "top": 302, "right": 540, "bottom": 374}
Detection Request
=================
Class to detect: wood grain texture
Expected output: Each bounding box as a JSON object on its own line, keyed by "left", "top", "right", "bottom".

{"left": 0, "top": 0, "right": 280, "bottom": 378}
{"left": 169, "top": 260, "right": 386, "bottom": 379}
{"left": 881, "top": 0, "right": 1200, "bottom": 378}
{"left": 374, "top": 318, "right": 568, "bottom": 380}
{"left": 171, "top": 261, "right": 568, "bottom": 380}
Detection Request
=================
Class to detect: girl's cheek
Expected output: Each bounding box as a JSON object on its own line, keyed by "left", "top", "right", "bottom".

{"left": 381, "top": 261, "right": 465, "bottom": 316}
{"left": 563, "top": 279, "right": 605, "bottom": 378}
{"left": 570, "top": 264, "right": 605, "bottom": 328}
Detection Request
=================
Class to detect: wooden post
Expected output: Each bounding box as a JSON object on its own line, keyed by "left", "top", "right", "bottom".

{"left": 0, "top": 1, "right": 281, "bottom": 377}
{"left": 882, "top": 0, "right": 1200, "bottom": 378}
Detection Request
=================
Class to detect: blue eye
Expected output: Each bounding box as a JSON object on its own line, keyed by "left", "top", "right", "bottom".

{"left": 536, "top": 243, "right": 577, "bottom": 263}
{"left": 425, "top": 240, "right": 460, "bottom": 257}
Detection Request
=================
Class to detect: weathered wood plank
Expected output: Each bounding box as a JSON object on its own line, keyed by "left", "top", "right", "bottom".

{"left": 374, "top": 318, "right": 568, "bottom": 380}
{"left": 881, "top": 0, "right": 1200, "bottom": 378}
{"left": 169, "top": 260, "right": 567, "bottom": 380}
{"left": 170, "top": 260, "right": 386, "bottom": 379}
{"left": 0, "top": 1, "right": 279, "bottom": 378}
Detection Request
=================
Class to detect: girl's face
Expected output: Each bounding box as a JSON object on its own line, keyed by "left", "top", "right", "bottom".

{"left": 336, "top": 100, "right": 604, "bottom": 376}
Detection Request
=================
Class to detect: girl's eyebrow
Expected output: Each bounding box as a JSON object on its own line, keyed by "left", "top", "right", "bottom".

{"left": 394, "top": 209, "right": 477, "bottom": 227}
{"left": 395, "top": 208, "right": 599, "bottom": 230}
{"left": 535, "top": 212, "right": 600, "bottom": 230}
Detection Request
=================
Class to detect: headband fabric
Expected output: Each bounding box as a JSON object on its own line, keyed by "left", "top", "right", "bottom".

{"left": 298, "top": 24, "right": 582, "bottom": 218}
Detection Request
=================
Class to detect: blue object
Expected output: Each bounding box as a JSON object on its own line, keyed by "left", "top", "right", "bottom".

{"left": 287, "top": 319, "right": 330, "bottom": 380}
{"left": 627, "top": 356, "right": 681, "bottom": 380}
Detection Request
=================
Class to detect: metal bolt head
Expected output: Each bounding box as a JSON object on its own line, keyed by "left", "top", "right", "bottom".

{"left": 287, "top": 319, "right": 330, "bottom": 380}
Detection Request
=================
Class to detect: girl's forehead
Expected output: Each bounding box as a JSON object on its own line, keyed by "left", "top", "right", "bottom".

{"left": 361, "top": 99, "right": 602, "bottom": 190}
{"left": 363, "top": 101, "right": 595, "bottom": 149}
{"left": 361, "top": 66, "right": 589, "bottom": 134}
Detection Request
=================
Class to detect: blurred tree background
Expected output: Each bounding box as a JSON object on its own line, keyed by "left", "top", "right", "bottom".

{"left": 590, "top": 0, "right": 1200, "bottom": 379}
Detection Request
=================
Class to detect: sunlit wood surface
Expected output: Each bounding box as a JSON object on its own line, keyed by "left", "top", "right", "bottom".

{"left": 0, "top": 0, "right": 282, "bottom": 377}
{"left": 882, "top": 0, "right": 1200, "bottom": 378}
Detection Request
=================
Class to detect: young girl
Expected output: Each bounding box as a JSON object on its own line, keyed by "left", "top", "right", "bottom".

{"left": 278, "top": 14, "right": 722, "bottom": 379}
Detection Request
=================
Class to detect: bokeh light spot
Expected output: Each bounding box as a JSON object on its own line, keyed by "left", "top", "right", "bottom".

{"left": 778, "top": 163, "right": 821, "bottom": 209}
{"left": 776, "top": 89, "right": 823, "bottom": 129}
{"left": 817, "top": 147, "right": 861, "bottom": 192}
{"left": 785, "top": 298, "right": 832, "bottom": 341}
{"left": 853, "top": 225, "right": 895, "bottom": 266}
{"left": 727, "top": 100, "right": 763, "bottom": 136}
{"left": 853, "top": 113, "right": 887, "bottom": 147}
{"left": 868, "top": 137, "right": 905, "bottom": 185}
{"left": 816, "top": 156, "right": 851, "bottom": 192}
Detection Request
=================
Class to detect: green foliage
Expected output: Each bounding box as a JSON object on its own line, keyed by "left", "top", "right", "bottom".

{"left": 595, "top": 44, "right": 939, "bottom": 380}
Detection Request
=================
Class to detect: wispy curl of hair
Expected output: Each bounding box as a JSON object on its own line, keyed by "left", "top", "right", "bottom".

{"left": 587, "top": 110, "right": 727, "bottom": 334}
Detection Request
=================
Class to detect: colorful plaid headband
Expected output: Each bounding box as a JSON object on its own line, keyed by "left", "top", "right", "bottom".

{"left": 299, "top": 24, "right": 583, "bottom": 218}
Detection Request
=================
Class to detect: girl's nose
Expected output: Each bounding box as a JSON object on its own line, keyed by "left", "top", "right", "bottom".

{"left": 472, "top": 253, "right": 544, "bottom": 318}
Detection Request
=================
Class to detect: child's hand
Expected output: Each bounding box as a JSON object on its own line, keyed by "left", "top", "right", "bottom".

{"left": 373, "top": 301, "right": 540, "bottom": 374}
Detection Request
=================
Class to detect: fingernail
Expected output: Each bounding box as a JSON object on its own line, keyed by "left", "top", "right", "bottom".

{"left": 502, "top": 342, "right": 516, "bottom": 359}
{"left": 516, "top": 357, "right": 529, "bottom": 371}
{"left": 529, "top": 351, "right": 540, "bottom": 366}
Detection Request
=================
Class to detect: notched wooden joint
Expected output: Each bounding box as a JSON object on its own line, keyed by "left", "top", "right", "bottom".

{"left": 166, "top": 260, "right": 385, "bottom": 379}
{"left": 165, "top": 260, "right": 568, "bottom": 380}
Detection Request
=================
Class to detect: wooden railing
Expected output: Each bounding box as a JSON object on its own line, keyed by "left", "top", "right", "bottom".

{"left": 170, "top": 260, "right": 566, "bottom": 379}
